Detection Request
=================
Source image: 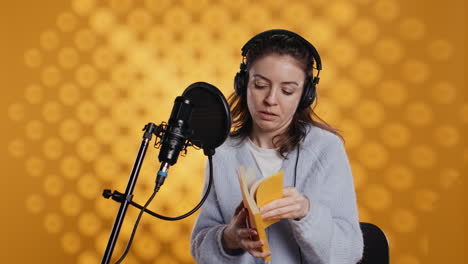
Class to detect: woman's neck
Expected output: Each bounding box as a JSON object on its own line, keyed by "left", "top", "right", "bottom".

{"left": 249, "top": 128, "right": 280, "bottom": 149}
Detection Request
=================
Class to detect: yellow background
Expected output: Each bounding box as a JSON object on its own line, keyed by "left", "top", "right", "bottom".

{"left": 1, "top": 0, "right": 466, "bottom": 263}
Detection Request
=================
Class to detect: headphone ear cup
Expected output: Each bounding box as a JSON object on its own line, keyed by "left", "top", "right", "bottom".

{"left": 299, "top": 77, "right": 316, "bottom": 109}
{"left": 234, "top": 66, "right": 248, "bottom": 96}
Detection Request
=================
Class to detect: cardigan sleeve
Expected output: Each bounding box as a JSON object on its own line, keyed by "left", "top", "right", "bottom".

{"left": 190, "top": 159, "right": 249, "bottom": 264}
{"left": 288, "top": 137, "right": 364, "bottom": 264}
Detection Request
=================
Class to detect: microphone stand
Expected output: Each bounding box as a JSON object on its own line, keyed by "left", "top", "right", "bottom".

{"left": 101, "top": 123, "right": 161, "bottom": 264}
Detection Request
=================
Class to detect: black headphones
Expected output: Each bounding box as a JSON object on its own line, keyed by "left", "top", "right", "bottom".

{"left": 234, "top": 29, "right": 322, "bottom": 110}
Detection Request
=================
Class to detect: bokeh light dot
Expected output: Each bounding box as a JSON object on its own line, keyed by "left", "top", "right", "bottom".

{"left": 409, "top": 145, "right": 437, "bottom": 169}
{"left": 327, "top": 78, "right": 360, "bottom": 107}
{"left": 76, "top": 100, "right": 100, "bottom": 124}
{"left": 377, "top": 80, "right": 407, "bottom": 106}
{"left": 72, "top": 0, "right": 96, "bottom": 16}
{"left": 434, "top": 124, "right": 460, "bottom": 147}
{"left": 24, "top": 84, "right": 44, "bottom": 104}
{"left": 330, "top": 39, "right": 358, "bottom": 67}
{"left": 76, "top": 64, "right": 99, "bottom": 88}
{"left": 61, "top": 156, "right": 82, "bottom": 180}
{"left": 42, "top": 101, "right": 63, "bottom": 123}
{"left": 172, "top": 236, "right": 193, "bottom": 263}
{"left": 40, "top": 30, "right": 60, "bottom": 50}
{"left": 76, "top": 136, "right": 102, "bottom": 162}
{"left": 44, "top": 213, "right": 64, "bottom": 234}
{"left": 25, "top": 194, "right": 45, "bottom": 214}
{"left": 61, "top": 193, "right": 82, "bottom": 217}
{"left": 358, "top": 142, "right": 389, "bottom": 169}
{"left": 26, "top": 156, "right": 45, "bottom": 177}
{"left": 24, "top": 48, "right": 43, "bottom": 68}
{"left": 25, "top": 120, "right": 44, "bottom": 140}
{"left": 150, "top": 222, "right": 181, "bottom": 243}
{"left": 428, "top": 39, "right": 453, "bottom": 61}
{"left": 134, "top": 234, "right": 160, "bottom": 260}
{"left": 350, "top": 160, "right": 367, "bottom": 189}
{"left": 61, "top": 231, "right": 81, "bottom": 254}
{"left": 402, "top": 60, "right": 429, "bottom": 84}
{"left": 44, "top": 174, "right": 64, "bottom": 196}
{"left": 414, "top": 189, "right": 439, "bottom": 212}
{"left": 92, "top": 46, "right": 119, "bottom": 70}
{"left": 440, "top": 168, "right": 460, "bottom": 189}
{"left": 77, "top": 173, "right": 102, "bottom": 199}
{"left": 431, "top": 82, "right": 456, "bottom": 104}
{"left": 363, "top": 184, "right": 392, "bottom": 211}
{"left": 56, "top": 12, "right": 77, "bottom": 32}
{"left": 398, "top": 254, "right": 421, "bottom": 264}
{"left": 127, "top": 8, "right": 153, "bottom": 32}
{"left": 8, "top": 138, "right": 25, "bottom": 157}
{"left": 59, "top": 118, "right": 82, "bottom": 142}
{"left": 351, "top": 58, "right": 382, "bottom": 86}
{"left": 75, "top": 29, "right": 97, "bottom": 51}
{"left": 391, "top": 208, "right": 417, "bottom": 233}
{"left": 374, "top": 0, "right": 400, "bottom": 21}
{"left": 95, "top": 195, "right": 118, "bottom": 219}
{"left": 325, "top": 1, "right": 357, "bottom": 26}
{"left": 78, "top": 211, "right": 102, "bottom": 236}
{"left": 7, "top": 103, "right": 25, "bottom": 122}
{"left": 89, "top": 7, "right": 116, "bottom": 34}
{"left": 282, "top": 3, "right": 314, "bottom": 30}
{"left": 94, "top": 118, "right": 119, "bottom": 144}
{"left": 94, "top": 155, "right": 120, "bottom": 182}
{"left": 374, "top": 38, "right": 404, "bottom": 64}
{"left": 58, "top": 47, "right": 80, "bottom": 69}
{"left": 406, "top": 102, "right": 433, "bottom": 126}
{"left": 350, "top": 17, "right": 378, "bottom": 44}
{"left": 381, "top": 122, "right": 411, "bottom": 148}
{"left": 41, "top": 66, "right": 62, "bottom": 87}
{"left": 77, "top": 250, "right": 100, "bottom": 264}
{"left": 400, "top": 18, "right": 425, "bottom": 40}
{"left": 340, "top": 119, "right": 363, "bottom": 149}
{"left": 43, "top": 138, "right": 64, "bottom": 160}
{"left": 109, "top": 0, "right": 133, "bottom": 14}
{"left": 353, "top": 100, "right": 385, "bottom": 128}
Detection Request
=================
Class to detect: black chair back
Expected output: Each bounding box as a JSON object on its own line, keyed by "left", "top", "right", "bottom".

{"left": 358, "top": 222, "right": 389, "bottom": 264}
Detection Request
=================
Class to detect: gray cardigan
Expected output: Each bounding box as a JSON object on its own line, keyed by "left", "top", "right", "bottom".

{"left": 191, "top": 125, "right": 363, "bottom": 263}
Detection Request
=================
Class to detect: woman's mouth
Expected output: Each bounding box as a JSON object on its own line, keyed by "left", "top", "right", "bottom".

{"left": 259, "top": 111, "right": 277, "bottom": 120}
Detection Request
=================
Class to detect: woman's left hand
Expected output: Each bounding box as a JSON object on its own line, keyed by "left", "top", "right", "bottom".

{"left": 260, "top": 187, "right": 310, "bottom": 221}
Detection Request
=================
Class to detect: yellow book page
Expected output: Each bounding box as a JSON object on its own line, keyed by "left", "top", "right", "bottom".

{"left": 252, "top": 212, "right": 271, "bottom": 262}
{"left": 252, "top": 170, "right": 284, "bottom": 228}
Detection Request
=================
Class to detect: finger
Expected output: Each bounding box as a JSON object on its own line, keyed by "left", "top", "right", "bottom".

{"left": 241, "top": 238, "right": 264, "bottom": 250}
{"left": 283, "top": 186, "right": 297, "bottom": 196}
{"left": 262, "top": 204, "right": 301, "bottom": 220}
{"left": 248, "top": 247, "right": 272, "bottom": 259}
{"left": 236, "top": 228, "right": 257, "bottom": 239}
{"left": 234, "top": 208, "right": 247, "bottom": 225}
{"left": 260, "top": 197, "right": 296, "bottom": 214}
{"left": 234, "top": 201, "right": 245, "bottom": 215}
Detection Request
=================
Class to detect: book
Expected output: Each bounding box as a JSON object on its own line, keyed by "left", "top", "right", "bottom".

{"left": 237, "top": 166, "right": 284, "bottom": 262}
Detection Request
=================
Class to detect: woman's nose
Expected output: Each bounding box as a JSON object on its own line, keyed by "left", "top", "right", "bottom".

{"left": 264, "top": 88, "right": 278, "bottom": 105}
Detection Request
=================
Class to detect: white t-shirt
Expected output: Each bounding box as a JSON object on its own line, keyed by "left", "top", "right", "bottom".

{"left": 246, "top": 137, "right": 284, "bottom": 178}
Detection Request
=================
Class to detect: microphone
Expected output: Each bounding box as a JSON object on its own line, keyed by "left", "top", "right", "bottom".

{"left": 154, "top": 82, "right": 231, "bottom": 190}
{"left": 156, "top": 96, "right": 193, "bottom": 190}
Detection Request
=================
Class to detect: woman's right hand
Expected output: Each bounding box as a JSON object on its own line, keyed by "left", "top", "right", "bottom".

{"left": 222, "top": 204, "right": 272, "bottom": 259}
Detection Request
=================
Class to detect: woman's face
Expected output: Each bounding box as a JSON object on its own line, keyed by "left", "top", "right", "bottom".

{"left": 246, "top": 53, "right": 306, "bottom": 136}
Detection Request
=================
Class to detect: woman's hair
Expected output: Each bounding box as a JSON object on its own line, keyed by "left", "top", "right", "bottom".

{"left": 228, "top": 32, "right": 343, "bottom": 157}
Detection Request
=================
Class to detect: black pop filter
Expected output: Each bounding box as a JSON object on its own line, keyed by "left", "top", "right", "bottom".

{"left": 182, "top": 82, "right": 231, "bottom": 153}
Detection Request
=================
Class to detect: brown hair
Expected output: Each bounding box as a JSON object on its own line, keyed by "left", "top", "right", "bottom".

{"left": 229, "top": 32, "right": 343, "bottom": 157}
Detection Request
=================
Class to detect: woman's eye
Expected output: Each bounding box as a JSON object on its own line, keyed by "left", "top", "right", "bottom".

{"left": 254, "top": 84, "right": 266, "bottom": 89}
{"left": 282, "top": 90, "right": 293, "bottom": 95}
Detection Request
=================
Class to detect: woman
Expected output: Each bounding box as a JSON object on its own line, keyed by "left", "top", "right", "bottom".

{"left": 191, "top": 29, "right": 363, "bottom": 263}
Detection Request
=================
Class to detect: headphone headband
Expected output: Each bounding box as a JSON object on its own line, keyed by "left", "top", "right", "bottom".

{"left": 241, "top": 29, "right": 322, "bottom": 71}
